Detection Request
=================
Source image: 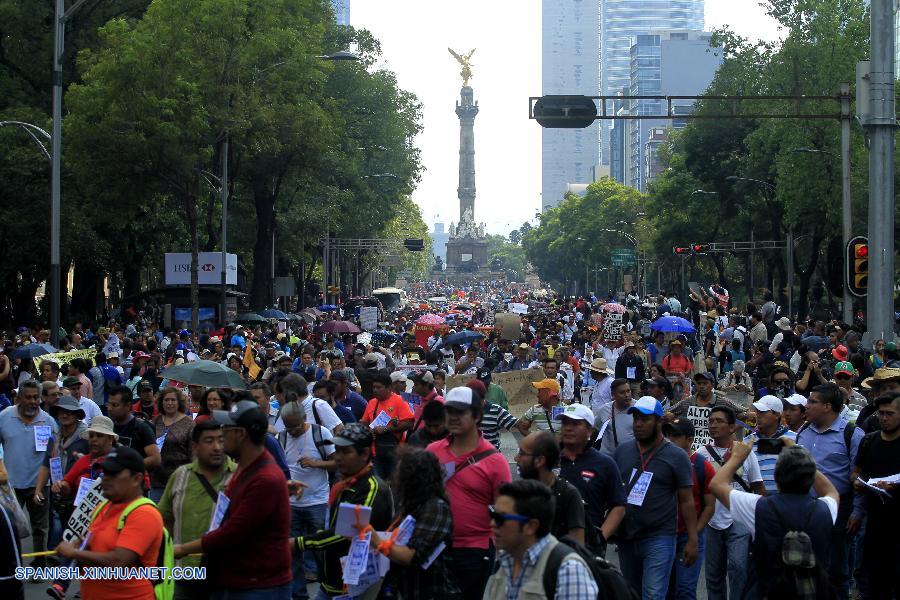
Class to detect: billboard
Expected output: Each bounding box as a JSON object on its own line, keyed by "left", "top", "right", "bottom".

{"left": 164, "top": 253, "right": 237, "bottom": 286}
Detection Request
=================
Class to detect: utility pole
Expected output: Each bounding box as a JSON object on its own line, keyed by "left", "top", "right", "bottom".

{"left": 219, "top": 135, "right": 228, "bottom": 326}
{"left": 864, "top": 0, "right": 897, "bottom": 343}
{"left": 840, "top": 83, "right": 853, "bottom": 323}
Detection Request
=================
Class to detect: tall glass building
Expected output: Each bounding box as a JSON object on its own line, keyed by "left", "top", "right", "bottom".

{"left": 599, "top": 0, "right": 704, "bottom": 165}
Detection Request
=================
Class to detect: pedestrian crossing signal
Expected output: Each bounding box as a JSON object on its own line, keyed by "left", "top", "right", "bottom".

{"left": 847, "top": 236, "right": 868, "bottom": 297}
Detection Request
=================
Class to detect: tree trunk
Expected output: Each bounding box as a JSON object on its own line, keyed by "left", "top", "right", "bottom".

{"left": 251, "top": 177, "right": 275, "bottom": 311}
{"left": 71, "top": 260, "right": 101, "bottom": 323}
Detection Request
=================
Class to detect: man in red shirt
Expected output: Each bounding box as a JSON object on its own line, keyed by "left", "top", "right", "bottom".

{"left": 663, "top": 418, "right": 716, "bottom": 600}
{"left": 361, "top": 373, "right": 414, "bottom": 479}
{"left": 427, "top": 386, "right": 511, "bottom": 600}
{"left": 174, "top": 397, "right": 292, "bottom": 598}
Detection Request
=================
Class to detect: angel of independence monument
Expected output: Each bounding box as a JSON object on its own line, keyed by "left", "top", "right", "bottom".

{"left": 443, "top": 48, "right": 490, "bottom": 279}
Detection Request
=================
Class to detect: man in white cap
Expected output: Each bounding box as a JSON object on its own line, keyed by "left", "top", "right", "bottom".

{"left": 746, "top": 395, "right": 797, "bottom": 493}
{"left": 558, "top": 403, "right": 626, "bottom": 558}
{"left": 783, "top": 393, "right": 808, "bottom": 432}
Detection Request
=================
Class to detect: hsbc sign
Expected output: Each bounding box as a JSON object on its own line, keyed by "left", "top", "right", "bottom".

{"left": 164, "top": 253, "right": 237, "bottom": 286}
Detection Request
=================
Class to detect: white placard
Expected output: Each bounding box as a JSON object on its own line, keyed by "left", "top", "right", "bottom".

{"left": 335, "top": 503, "right": 372, "bottom": 538}
{"left": 343, "top": 532, "right": 371, "bottom": 585}
{"left": 369, "top": 410, "right": 391, "bottom": 430}
{"left": 49, "top": 457, "right": 63, "bottom": 484}
{"left": 686, "top": 405, "right": 712, "bottom": 452}
{"left": 34, "top": 425, "right": 51, "bottom": 452}
{"left": 208, "top": 492, "right": 230, "bottom": 532}
{"left": 74, "top": 477, "right": 95, "bottom": 507}
{"left": 360, "top": 307, "right": 379, "bottom": 332}
{"left": 61, "top": 478, "right": 105, "bottom": 543}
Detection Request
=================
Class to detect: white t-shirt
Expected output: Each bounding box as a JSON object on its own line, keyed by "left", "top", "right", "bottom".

{"left": 728, "top": 490, "right": 838, "bottom": 540}
{"left": 76, "top": 396, "right": 103, "bottom": 426}
{"left": 698, "top": 444, "right": 764, "bottom": 530}
{"left": 283, "top": 426, "right": 333, "bottom": 508}
{"left": 302, "top": 397, "right": 343, "bottom": 433}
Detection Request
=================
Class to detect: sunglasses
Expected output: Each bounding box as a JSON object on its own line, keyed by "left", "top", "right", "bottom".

{"left": 487, "top": 505, "right": 531, "bottom": 526}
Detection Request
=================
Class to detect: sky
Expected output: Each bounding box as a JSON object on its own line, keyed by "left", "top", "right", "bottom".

{"left": 351, "top": 0, "right": 784, "bottom": 237}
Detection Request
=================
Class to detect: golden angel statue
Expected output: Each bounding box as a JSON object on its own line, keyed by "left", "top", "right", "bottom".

{"left": 448, "top": 47, "right": 476, "bottom": 86}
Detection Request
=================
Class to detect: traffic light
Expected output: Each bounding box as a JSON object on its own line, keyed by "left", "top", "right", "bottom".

{"left": 847, "top": 235, "right": 868, "bottom": 297}
{"left": 403, "top": 238, "right": 425, "bottom": 251}
{"left": 673, "top": 246, "right": 693, "bottom": 255}
{"left": 692, "top": 243, "right": 711, "bottom": 255}
{"left": 532, "top": 95, "right": 598, "bottom": 129}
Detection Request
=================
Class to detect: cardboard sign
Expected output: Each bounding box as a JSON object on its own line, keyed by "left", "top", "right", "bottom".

{"left": 492, "top": 367, "right": 546, "bottom": 412}
{"left": 494, "top": 312, "right": 522, "bottom": 341}
{"left": 31, "top": 348, "right": 97, "bottom": 373}
{"left": 686, "top": 405, "right": 712, "bottom": 452}
{"left": 61, "top": 478, "right": 105, "bottom": 543}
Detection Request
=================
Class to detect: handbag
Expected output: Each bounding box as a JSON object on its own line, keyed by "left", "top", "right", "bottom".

{"left": 0, "top": 482, "right": 31, "bottom": 538}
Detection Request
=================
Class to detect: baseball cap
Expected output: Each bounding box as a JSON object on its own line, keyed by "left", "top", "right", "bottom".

{"left": 628, "top": 396, "right": 664, "bottom": 417}
{"left": 833, "top": 361, "right": 856, "bottom": 377}
{"left": 107, "top": 352, "right": 119, "bottom": 359}
{"left": 694, "top": 371, "right": 716, "bottom": 384}
{"left": 99, "top": 445, "right": 145, "bottom": 474}
{"left": 785, "top": 393, "right": 808, "bottom": 407}
{"left": 411, "top": 370, "right": 435, "bottom": 385}
{"left": 62, "top": 375, "right": 82, "bottom": 388}
{"left": 445, "top": 386, "right": 480, "bottom": 410}
{"left": 465, "top": 379, "right": 487, "bottom": 398}
{"left": 390, "top": 371, "right": 408, "bottom": 383}
{"left": 329, "top": 370, "right": 349, "bottom": 383}
{"left": 752, "top": 395, "right": 784, "bottom": 414}
{"left": 662, "top": 418, "right": 695, "bottom": 438}
{"left": 332, "top": 422, "right": 374, "bottom": 448}
{"left": 559, "top": 403, "right": 595, "bottom": 427}
{"left": 133, "top": 351, "right": 151, "bottom": 361}
{"left": 212, "top": 400, "right": 268, "bottom": 436}
{"left": 137, "top": 380, "right": 153, "bottom": 392}
{"left": 532, "top": 378, "right": 561, "bottom": 394}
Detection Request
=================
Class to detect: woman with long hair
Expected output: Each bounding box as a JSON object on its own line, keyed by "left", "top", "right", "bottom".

{"left": 198, "top": 387, "right": 232, "bottom": 416}
{"left": 149, "top": 387, "right": 193, "bottom": 502}
{"left": 371, "top": 449, "right": 460, "bottom": 599}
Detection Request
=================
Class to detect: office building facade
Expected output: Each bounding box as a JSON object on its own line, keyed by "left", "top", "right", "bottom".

{"left": 541, "top": 0, "right": 600, "bottom": 211}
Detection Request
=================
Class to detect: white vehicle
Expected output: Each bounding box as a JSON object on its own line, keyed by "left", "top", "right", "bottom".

{"left": 372, "top": 287, "right": 408, "bottom": 312}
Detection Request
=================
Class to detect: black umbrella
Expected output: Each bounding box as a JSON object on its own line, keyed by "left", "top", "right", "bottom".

{"left": 233, "top": 312, "right": 267, "bottom": 324}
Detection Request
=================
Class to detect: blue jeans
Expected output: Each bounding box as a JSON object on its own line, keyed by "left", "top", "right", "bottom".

{"left": 668, "top": 530, "right": 706, "bottom": 600}
{"left": 618, "top": 535, "right": 677, "bottom": 600}
{"left": 705, "top": 522, "right": 751, "bottom": 600}
{"left": 210, "top": 583, "right": 291, "bottom": 600}
{"left": 290, "top": 503, "right": 326, "bottom": 600}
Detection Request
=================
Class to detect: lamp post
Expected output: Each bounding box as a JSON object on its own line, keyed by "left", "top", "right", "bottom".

{"left": 792, "top": 145, "right": 852, "bottom": 323}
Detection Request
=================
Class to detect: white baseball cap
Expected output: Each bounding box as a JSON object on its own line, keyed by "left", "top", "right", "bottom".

{"left": 389, "top": 371, "right": 408, "bottom": 383}
{"left": 752, "top": 395, "right": 784, "bottom": 414}
{"left": 445, "top": 386, "right": 477, "bottom": 409}
{"left": 784, "top": 393, "right": 808, "bottom": 407}
{"left": 559, "top": 403, "right": 595, "bottom": 427}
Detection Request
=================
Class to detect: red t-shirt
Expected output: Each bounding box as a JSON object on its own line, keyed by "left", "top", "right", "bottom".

{"left": 80, "top": 501, "right": 163, "bottom": 600}
{"left": 677, "top": 452, "right": 716, "bottom": 533}
{"left": 663, "top": 353, "right": 693, "bottom": 375}
{"left": 427, "top": 436, "right": 511, "bottom": 549}
{"left": 63, "top": 454, "right": 105, "bottom": 493}
{"left": 412, "top": 390, "right": 444, "bottom": 427}
{"left": 362, "top": 393, "right": 415, "bottom": 442}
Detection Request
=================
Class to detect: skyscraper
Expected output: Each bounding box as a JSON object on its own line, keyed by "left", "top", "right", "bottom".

{"left": 331, "top": 0, "right": 350, "bottom": 26}
{"left": 541, "top": 0, "right": 600, "bottom": 211}
{"left": 599, "top": 0, "right": 704, "bottom": 166}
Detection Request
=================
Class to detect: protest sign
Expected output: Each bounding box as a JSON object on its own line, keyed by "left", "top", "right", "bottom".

{"left": 686, "top": 405, "right": 712, "bottom": 452}
{"left": 32, "top": 348, "right": 96, "bottom": 373}
{"left": 602, "top": 312, "right": 624, "bottom": 341}
{"left": 360, "top": 307, "right": 378, "bottom": 331}
{"left": 62, "top": 478, "right": 104, "bottom": 543}
{"left": 494, "top": 312, "right": 522, "bottom": 341}
{"left": 493, "top": 367, "right": 546, "bottom": 412}
{"left": 445, "top": 373, "right": 475, "bottom": 390}
{"left": 507, "top": 302, "right": 529, "bottom": 315}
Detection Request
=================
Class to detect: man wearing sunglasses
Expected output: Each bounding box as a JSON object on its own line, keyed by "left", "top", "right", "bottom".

{"left": 484, "top": 479, "right": 598, "bottom": 600}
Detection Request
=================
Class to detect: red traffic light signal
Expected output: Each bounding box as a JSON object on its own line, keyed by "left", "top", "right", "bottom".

{"left": 692, "top": 243, "right": 711, "bottom": 255}
{"left": 846, "top": 236, "right": 868, "bottom": 297}
{"left": 673, "top": 246, "right": 692, "bottom": 255}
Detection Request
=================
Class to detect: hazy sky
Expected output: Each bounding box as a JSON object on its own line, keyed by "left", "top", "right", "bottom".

{"left": 351, "top": 1, "right": 784, "bottom": 236}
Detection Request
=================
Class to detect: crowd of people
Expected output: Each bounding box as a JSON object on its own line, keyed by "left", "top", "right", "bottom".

{"left": 0, "top": 280, "right": 897, "bottom": 600}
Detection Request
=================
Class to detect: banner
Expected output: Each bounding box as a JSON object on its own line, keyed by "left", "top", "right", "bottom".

{"left": 507, "top": 302, "right": 529, "bottom": 315}
{"left": 33, "top": 348, "right": 97, "bottom": 373}
{"left": 686, "top": 405, "right": 712, "bottom": 452}
{"left": 493, "top": 367, "right": 546, "bottom": 411}
{"left": 602, "top": 312, "right": 624, "bottom": 341}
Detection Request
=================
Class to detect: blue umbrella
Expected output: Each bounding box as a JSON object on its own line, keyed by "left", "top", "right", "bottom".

{"left": 440, "top": 330, "right": 485, "bottom": 348}
{"left": 317, "top": 304, "right": 338, "bottom": 312}
{"left": 10, "top": 343, "right": 57, "bottom": 360}
{"left": 650, "top": 316, "right": 695, "bottom": 333}
{"left": 260, "top": 308, "right": 288, "bottom": 319}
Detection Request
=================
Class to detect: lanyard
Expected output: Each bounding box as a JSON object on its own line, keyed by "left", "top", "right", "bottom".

{"left": 637, "top": 437, "right": 664, "bottom": 472}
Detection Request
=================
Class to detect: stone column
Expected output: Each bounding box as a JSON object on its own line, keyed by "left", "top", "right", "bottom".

{"left": 455, "top": 86, "right": 479, "bottom": 224}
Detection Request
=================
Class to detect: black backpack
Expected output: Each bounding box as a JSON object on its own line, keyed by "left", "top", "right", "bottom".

{"left": 542, "top": 535, "right": 639, "bottom": 600}
{"left": 767, "top": 506, "right": 834, "bottom": 600}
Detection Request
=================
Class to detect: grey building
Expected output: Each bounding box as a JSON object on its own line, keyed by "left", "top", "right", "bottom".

{"left": 541, "top": 0, "right": 600, "bottom": 211}
{"left": 599, "top": 0, "right": 704, "bottom": 166}
{"left": 621, "top": 30, "right": 721, "bottom": 191}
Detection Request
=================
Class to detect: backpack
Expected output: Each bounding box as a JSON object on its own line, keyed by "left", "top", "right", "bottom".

{"left": 277, "top": 424, "right": 331, "bottom": 461}
{"left": 542, "top": 535, "right": 639, "bottom": 600}
{"left": 797, "top": 421, "right": 856, "bottom": 455}
{"left": 768, "top": 506, "right": 833, "bottom": 600}
{"left": 91, "top": 497, "right": 174, "bottom": 600}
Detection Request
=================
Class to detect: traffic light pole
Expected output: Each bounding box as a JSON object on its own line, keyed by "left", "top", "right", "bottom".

{"left": 840, "top": 84, "right": 853, "bottom": 324}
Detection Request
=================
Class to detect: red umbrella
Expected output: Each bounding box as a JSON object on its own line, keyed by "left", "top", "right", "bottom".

{"left": 315, "top": 320, "right": 361, "bottom": 334}
{"left": 415, "top": 313, "right": 445, "bottom": 326}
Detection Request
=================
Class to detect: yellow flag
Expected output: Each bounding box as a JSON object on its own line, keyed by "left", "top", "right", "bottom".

{"left": 243, "top": 344, "right": 261, "bottom": 380}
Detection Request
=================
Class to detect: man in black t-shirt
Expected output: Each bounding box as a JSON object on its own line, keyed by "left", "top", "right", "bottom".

{"left": 852, "top": 392, "right": 900, "bottom": 599}
{"left": 105, "top": 385, "right": 160, "bottom": 471}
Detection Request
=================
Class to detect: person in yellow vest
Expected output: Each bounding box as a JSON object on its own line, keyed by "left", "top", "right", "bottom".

{"left": 55, "top": 446, "right": 164, "bottom": 600}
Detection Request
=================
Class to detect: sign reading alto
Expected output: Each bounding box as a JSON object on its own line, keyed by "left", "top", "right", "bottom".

{"left": 164, "top": 253, "right": 238, "bottom": 286}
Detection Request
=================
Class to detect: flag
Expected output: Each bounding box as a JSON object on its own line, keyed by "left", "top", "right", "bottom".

{"left": 243, "top": 344, "right": 261, "bottom": 380}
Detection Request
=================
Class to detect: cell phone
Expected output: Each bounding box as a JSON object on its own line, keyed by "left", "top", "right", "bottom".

{"left": 757, "top": 438, "right": 785, "bottom": 455}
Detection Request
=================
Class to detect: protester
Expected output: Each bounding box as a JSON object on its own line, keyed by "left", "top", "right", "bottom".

{"left": 614, "top": 396, "right": 699, "bottom": 600}
{"left": 0, "top": 380, "right": 57, "bottom": 566}
{"left": 55, "top": 446, "right": 164, "bottom": 600}
{"left": 105, "top": 385, "right": 161, "bottom": 471}
{"left": 427, "top": 385, "right": 511, "bottom": 599}
{"left": 585, "top": 357, "right": 614, "bottom": 412}
{"left": 466, "top": 378, "right": 518, "bottom": 449}
{"left": 60, "top": 376, "right": 102, "bottom": 425}
{"left": 746, "top": 395, "right": 797, "bottom": 493}
{"left": 407, "top": 399, "right": 449, "bottom": 447}
{"left": 484, "top": 479, "right": 599, "bottom": 600}
{"left": 373, "top": 449, "right": 460, "bottom": 599}
{"left": 360, "top": 372, "right": 414, "bottom": 479}
{"left": 175, "top": 398, "right": 293, "bottom": 598}
{"left": 516, "top": 378, "right": 564, "bottom": 434}
{"left": 158, "top": 418, "right": 235, "bottom": 600}
{"left": 132, "top": 380, "right": 159, "bottom": 420}
{"left": 42, "top": 396, "right": 88, "bottom": 546}
{"left": 150, "top": 387, "right": 194, "bottom": 502}
{"left": 294, "top": 422, "right": 393, "bottom": 599}
{"left": 594, "top": 378, "right": 636, "bottom": 457}
{"left": 329, "top": 370, "right": 367, "bottom": 421}
{"left": 783, "top": 393, "right": 808, "bottom": 432}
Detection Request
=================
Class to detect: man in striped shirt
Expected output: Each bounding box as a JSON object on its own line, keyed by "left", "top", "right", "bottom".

{"left": 467, "top": 380, "right": 518, "bottom": 449}
{"left": 745, "top": 395, "right": 796, "bottom": 493}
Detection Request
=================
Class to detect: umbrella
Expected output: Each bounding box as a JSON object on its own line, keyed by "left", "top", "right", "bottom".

{"left": 260, "top": 309, "right": 288, "bottom": 320}
{"left": 440, "top": 330, "right": 484, "bottom": 347}
{"left": 291, "top": 312, "right": 314, "bottom": 324}
{"left": 161, "top": 360, "right": 246, "bottom": 389}
{"left": 317, "top": 304, "right": 338, "bottom": 312}
{"left": 416, "top": 313, "right": 445, "bottom": 326}
{"left": 301, "top": 307, "right": 324, "bottom": 317}
{"left": 10, "top": 343, "right": 57, "bottom": 360}
{"left": 650, "top": 316, "right": 695, "bottom": 333}
{"left": 316, "top": 320, "right": 361, "bottom": 334}
{"left": 233, "top": 312, "right": 267, "bottom": 324}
